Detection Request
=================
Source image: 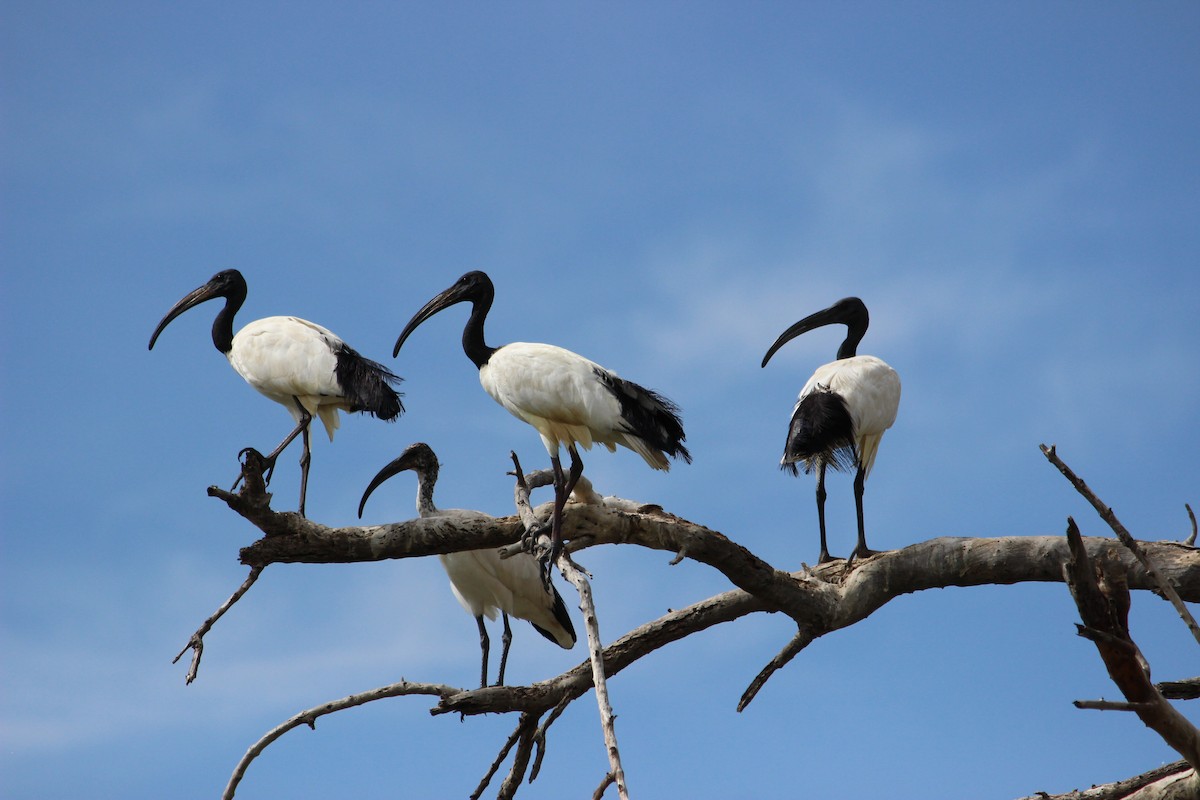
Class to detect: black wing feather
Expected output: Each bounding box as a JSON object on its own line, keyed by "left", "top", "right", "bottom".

{"left": 334, "top": 343, "right": 405, "bottom": 420}
{"left": 782, "top": 387, "right": 856, "bottom": 475}
{"left": 594, "top": 368, "right": 691, "bottom": 464}
{"left": 530, "top": 583, "right": 578, "bottom": 649}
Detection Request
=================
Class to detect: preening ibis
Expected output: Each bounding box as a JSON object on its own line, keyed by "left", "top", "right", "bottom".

{"left": 148, "top": 269, "right": 404, "bottom": 516}
{"left": 761, "top": 297, "right": 900, "bottom": 563}
{"left": 392, "top": 271, "right": 690, "bottom": 571}
{"left": 357, "top": 442, "right": 576, "bottom": 687}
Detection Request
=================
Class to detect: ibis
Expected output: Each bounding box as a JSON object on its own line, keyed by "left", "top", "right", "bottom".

{"left": 392, "top": 271, "right": 690, "bottom": 570}
{"left": 357, "top": 442, "right": 576, "bottom": 687}
{"left": 761, "top": 297, "right": 900, "bottom": 563}
{"left": 148, "top": 269, "right": 403, "bottom": 516}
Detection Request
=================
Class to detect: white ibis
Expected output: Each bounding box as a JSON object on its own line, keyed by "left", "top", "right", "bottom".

{"left": 392, "top": 271, "right": 690, "bottom": 570}
{"left": 761, "top": 297, "right": 900, "bottom": 563}
{"left": 357, "top": 442, "right": 576, "bottom": 687}
{"left": 148, "top": 269, "right": 404, "bottom": 516}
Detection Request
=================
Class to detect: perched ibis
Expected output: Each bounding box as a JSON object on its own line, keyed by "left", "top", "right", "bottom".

{"left": 761, "top": 297, "right": 900, "bottom": 563}
{"left": 357, "top": 442, "right": 576, "bottom": 687}
{"left": 392, "top": 271, "right": 690, "bottom": 571}
{"left": 148, "top": 269, "right": 403, "bottom": 516}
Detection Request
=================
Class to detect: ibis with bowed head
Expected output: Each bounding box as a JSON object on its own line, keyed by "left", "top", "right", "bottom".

{"left": 148, "top": 269, "right": 404, "bottom": 516}
{"left": 392, "top": 271, "right": 691, "bottom": 571}
{"left": 358, "top": 442, "right": 576, "bottom": 687}
{"left": 761, "top": 297, "right": 900, "bottom": 563}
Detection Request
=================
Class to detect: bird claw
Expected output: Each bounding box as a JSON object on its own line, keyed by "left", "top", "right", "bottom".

{"left": 237, "top": 447, "right": 276, "bottom": 486}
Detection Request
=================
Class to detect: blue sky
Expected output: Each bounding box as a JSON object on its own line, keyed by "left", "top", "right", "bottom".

{"left": 3, "top": 3, "right": 1198, "bottom": 798}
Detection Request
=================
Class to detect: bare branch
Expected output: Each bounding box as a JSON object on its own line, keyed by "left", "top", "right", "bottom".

{"left": 223, "top": 679, "right": 458, "bottom": 800}
{"left": 173, "top": 566, "right": 263, "bottom": 684}
{"left": 1073, "top": 699, "right": 1157, "bottom": 713}
{"left": 738, "top": 627, "right": 815, "bottom": 712}
{"left": 472, "top": 717, "right": 530, "bottom": 800}
{"left": 1158, "top": 678, "right": 1200, "bottom": 701}
{"left": 1062, "top": 517, "right": 1200, "bottom": 771}
{"left": 592, "top": 772, "right": 617, "bottom": 800}
{"left": 1016, "top": 761, "right": 1195, "bottom": 800}
{"left": 560, "top": 556, "right": 629, "bottom": 800}
{"left": 496, "top": 713, "right": 539, "bottom": 800}
{"left": 1042, "top": 444, "right": 1200, "bottom": 647}
{"left": 1186, "top": 504, "right": 1197, "bottom": 548}
{"left": 510, "top": 451, "right": 629, "bottom": 800}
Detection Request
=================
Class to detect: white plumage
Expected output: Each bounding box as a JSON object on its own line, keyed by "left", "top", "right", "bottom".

{"left": 762, "top": 297, "right": 900, "bottom": 562}
{"left": 226, "top": 316, "right": 352, "bottom": 440}
{"left": 358, "top": 442, "right": 576, "bottom": 687}
{"left": 796, "top": 355, "right": 900, "bottom": 480}
{"left": 480, "top": 343, "right": 675, "bottom": 471}
{"left": 392, "top": 271, "right": 690, "bottom": 571}
{"left": 149, "top": 269, "right": 403, "bottom": 516}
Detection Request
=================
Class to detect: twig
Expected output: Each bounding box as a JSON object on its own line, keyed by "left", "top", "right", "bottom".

{"left": 560, "top": 557, "right": 630, "bottom": 800}
{"left": 173, "top": 566, "right": 264, "bottom": 684}
{"left": 1158, "top": 678, "right": 1200, "bottom": 701}
{"left": 497, "top": 712, "right": 538, "bottom": 800}
{"left": 510, "top": 452, "right": 630, "bottom": 800}
{"left": 1074, "top": 699, "right": 1157, "bottom": 712}
{"left": 593, "top": 772, "right": 617, "bottom": 800}
{"left": 530, "top": 696, "right": 571, "bottom": 781}
{"left": 1015, "top": 760, "right": 1194, "bottom": 800}
{"left": 1042, "top": 444, "right": 1200, "bottom": 648}
{"left": 222, "top": 679, "right": 458, "bottom": 800}
{"left": 1062, "top": 517, "right": 1200, "bottom": 771}
{"left": 472, "top": 718, "right": 529, "bottom": 800}
{"left": 738, "top": 627, "right": 815, "bottom": 712}
{"left": 1186, "top": 503, "right": 1197, "bottom": 547}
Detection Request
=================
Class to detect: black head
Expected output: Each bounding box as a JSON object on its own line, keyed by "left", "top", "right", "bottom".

{"left": 357, "top": 442, "right": 439, "bottom": 518}
{"left": 148, "top": 269, "right": 248, "bottom": 352}
{"left": 761, "top": 297, "right": 870, "bottom": 367}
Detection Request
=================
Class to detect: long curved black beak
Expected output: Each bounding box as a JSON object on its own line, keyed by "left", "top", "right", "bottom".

{"left": 393, "top": 282, "right": 470, "bottom": 358}
{"left": 761, "top": 297, "right": 868, "bottom": 367}
{"left": 148, "top": 280, "right": 223, "bottom": 350}
{"left": 357, "top": 451, "right": 421, "bottom": 518}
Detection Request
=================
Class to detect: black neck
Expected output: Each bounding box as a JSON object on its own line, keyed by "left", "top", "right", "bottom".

{"left": 211, "top": 281, "right": 245, "bottom": 354}
{"left": 462, "top": 284, "right": 498, "bottom": 369}
{"left": 836, "top": 329, "right": 863, "bottom": 360}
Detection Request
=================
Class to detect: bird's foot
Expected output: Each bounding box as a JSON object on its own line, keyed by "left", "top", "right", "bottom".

{"left": 817, "top": 549, "right": 838, "bottom": 564}
{"left": 847, "top": 545, "right": 880, "bottom": 565}
{"left": 237, "top": 447, "right": 277, "bottom": 486}
{"left": 536, "top": 539, "right": 564, "bottom": 591}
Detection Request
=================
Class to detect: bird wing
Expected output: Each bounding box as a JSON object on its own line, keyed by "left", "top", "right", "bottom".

{"left": 229, "top": 316, "right": 345, "bottom": 438}
{"left": 481, "top": 343, "right": 622, "bottom": 453}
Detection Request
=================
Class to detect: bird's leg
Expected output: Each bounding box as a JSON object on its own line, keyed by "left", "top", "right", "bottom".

{"left": 815, "top": 463, "right": 834, "bottom": 563}
{"left": 547, "top": 454, "right": 567, "bottom": 585}
{"left": 235, "top": 400, "right": 312, "bottom": 491}
{"left": 296, "top": 421, "right": 311, "bottom": 518}
{"left": 496, "top": 613, "right": 513, "bottom": 687}
{"left": 475, "top": 615, "right": 490, "bottom": 689}
{"left": 850, "top": 465, "right": 877, "bottom": 562}
{"left": 547, "top": 446, "right": 584, "bottom": 574}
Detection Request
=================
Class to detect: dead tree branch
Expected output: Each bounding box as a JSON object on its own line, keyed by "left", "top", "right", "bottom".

{"left": 173, "top": 566, "right": 263, "bottom": 684}
{"left": 1042, "top": 444, "right": 1200, "bottom": 647}
{"left": 509, "top": 452, "right": 629, "bottom": 800}
{"left": 203, "top": 447, "right": 1200, "bottom": 799}
{"left": 1063, "top": 517, "right": 1200, "bottom": 772}
{"left": 221, "top": 679, "right": 458, "bottom": 800}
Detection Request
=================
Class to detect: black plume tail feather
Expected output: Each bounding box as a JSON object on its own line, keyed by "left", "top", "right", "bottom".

{"left": 595, "top": 368, "right": 691, "bottom": 464}
{"left": 532, "top": 584, "right": 577, "bottom": 648}
{"left": 335, "top": 344, "right": 405, "bottom": 420}
{"left": 783, "top": 388, "right": 856, "bottom": 475}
